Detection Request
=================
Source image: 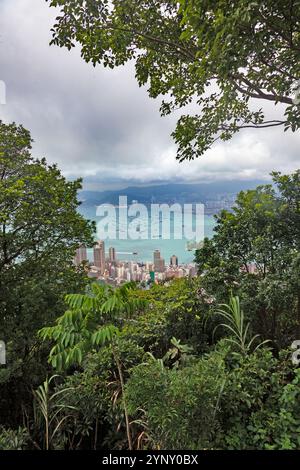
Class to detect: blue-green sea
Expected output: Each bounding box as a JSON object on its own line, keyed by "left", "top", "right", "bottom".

{"left": 79, "top": 205, "right": 216, "bottom": 264}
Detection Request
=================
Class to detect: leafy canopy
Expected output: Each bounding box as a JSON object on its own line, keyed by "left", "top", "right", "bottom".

{"left": 47, "top": 0, "right": 300, "bottom": 160}
{"left": 0, "top": 121, "right": 94, "bottom": 427}
{"left": 0, "top": 121, "right": 95, "bottom": 274}
{"left": 195, "top": 170, "right": 300, "bottom": 345}
{"left": 39, "top": 282, "right": 146, "bottom": 370}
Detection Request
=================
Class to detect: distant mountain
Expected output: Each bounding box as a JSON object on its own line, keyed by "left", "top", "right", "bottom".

{"left": 79, "top": 180, "right": 270, "bottom": 209}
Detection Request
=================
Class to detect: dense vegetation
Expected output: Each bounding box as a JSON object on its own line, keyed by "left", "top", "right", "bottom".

{"left": 0, "top": 121, "right": 94, "bottom": 442}
{"left": 0, "top": 120, "right": 299, "bottom": 449}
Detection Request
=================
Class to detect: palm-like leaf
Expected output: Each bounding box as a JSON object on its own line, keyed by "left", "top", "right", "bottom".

{"left": 213, "top": 295, "right": 270, "bottom": 355}
{"left": 39, "top": 282, "right": 147, "bottom": 450}
{"left": 33, "top": 375, "right": 77, "bottom": 450}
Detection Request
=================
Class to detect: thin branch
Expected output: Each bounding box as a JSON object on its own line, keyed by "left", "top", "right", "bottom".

{"left": 98, "top": 22, "right": 196, "bottom": 61}
{"left": 229, "top": 76, "right": 293, "bottom": 105}
{"left": 219, "top": 120, "right": 286, "bottom": 130}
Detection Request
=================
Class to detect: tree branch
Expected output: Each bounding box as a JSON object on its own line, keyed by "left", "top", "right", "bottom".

{"left": 229, "top": 75, "right": 293, "bottom": 105}
{"left": 220, "top": 120, "right": 287, "bottom": 130}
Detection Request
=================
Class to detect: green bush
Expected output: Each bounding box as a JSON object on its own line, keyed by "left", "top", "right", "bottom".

{"left": 126, "top": 344, "right": 300, "bottom": 450}
{"left": 126, "top": 349, "right": 227, "bottom": 449}
{"left": 0, "top": 426, "right": 29, "bottom": 450}
{"left": 220, "top": 349, "right": 300, "bottom": 449}
{"left": 124, "top": 278, "right": 210, "bottom": 357}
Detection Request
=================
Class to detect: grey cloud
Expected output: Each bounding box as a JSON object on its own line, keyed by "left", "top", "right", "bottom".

{"left": 0, "top": 0, "right": 299, "bottom": 190}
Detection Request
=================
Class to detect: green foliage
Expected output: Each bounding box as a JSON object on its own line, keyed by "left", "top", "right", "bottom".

{"left": 126, "top": 348, "right": 227, "bottom": 449}
{"left": 219, "top": 349, "right": 300, "bottom": 450}
{"left": 0, "top": 121, "right": 94, "bottom": 427}
{"left": 46, "top": 0, "right": 300, "bottom": 159}
{"left": 39, "top": 282, "right": 146, "bottom": 370}
{"left": 127, "top": 344, "right": 300, "bottom": 450}
{"left": 123, "top": 278, "right": 209, "bottom": 356}
{"left": 213, "top": 295, "right": 270, "bottom": 355}
{"left": 1, "top": 131, "right": 299, "bottom": 453}
{"left": 53, "top": 370, "right": 109, "bottom": 450}
{"left": 195, "top": 170, "right": 300, "bottom": 346}
{"left": 40, "top": 281, "right": 147, "bottom": 449}
{"left": 161, "top": 337, "right": 194, "bottom": 369}
{"left": 49, "top": 339, "right": 145, "bottom": 450}
{"left": 0, "top": 426, "right": 29, "bottom": 450}
{"left": 33, "top": 375, "right": 77, "bottom": 450}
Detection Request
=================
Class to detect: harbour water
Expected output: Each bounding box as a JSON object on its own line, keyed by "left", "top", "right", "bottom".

{"left": 79, "top": 205, "right": 216, "bottom": 264}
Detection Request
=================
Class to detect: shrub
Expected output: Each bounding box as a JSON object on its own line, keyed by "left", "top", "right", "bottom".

{"left": 0, "top": 426, "right": 29, "bottom": 450}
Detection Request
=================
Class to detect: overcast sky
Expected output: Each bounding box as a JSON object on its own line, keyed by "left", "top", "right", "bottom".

{"left": 0, "top": 0, "right": 299, "bottom": 190}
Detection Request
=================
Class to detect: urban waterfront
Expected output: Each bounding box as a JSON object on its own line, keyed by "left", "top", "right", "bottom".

{"left": 79, "top": 205, "right": 216, "bottom": 265}
{"left": 75, "top": 241, "right": 198, "bottom": 285}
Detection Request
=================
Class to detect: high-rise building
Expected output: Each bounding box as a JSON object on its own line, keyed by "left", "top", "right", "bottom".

{"left": 75, "top": 244, "right": 88, "bottom": 266}
{"left": 157, "top": 258, "right": 165, "bottom": 272}
{"left": 153, "top": 249, "right": 165, "bottom": 273}
{"left": 110, "top": 265, "right": 116, "bottom": 279}
{"left": 170, "top": 255, "right": 178, "bottom": 267}
{"left": 94, "top": 240, "right": 105, "bottom": 274}
{"left": 108, "top": 247, "right": 116, "bottom": 263}
{"left": 117, "top": 266, "right": 124, "bottom": 279}
{"left": 153, "top": 249, "right": 161, "bottom": 269}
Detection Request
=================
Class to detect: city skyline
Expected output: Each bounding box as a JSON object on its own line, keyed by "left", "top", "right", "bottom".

{"left": 75, "top": 241, "right": 196, "bottom": 285}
